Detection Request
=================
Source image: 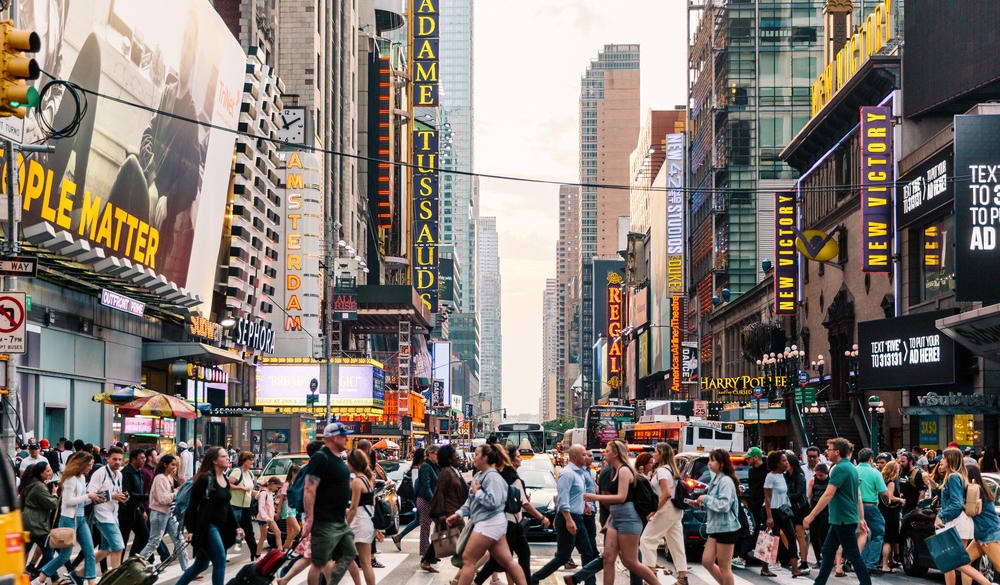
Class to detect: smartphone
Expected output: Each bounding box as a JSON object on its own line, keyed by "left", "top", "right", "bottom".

{"left": 684, "top": 498, "right": 699, "bottom": 507}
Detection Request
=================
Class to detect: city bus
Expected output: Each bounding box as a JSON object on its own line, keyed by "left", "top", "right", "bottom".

{"left": 585, "top": 404, "right": 636, "bottom": 450}
{"left": 494, "top": 422, "right": 548, "bottom": 456}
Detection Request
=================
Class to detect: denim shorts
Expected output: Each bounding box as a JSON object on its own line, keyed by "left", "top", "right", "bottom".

{"left": 96, "top": 521, "right": 125, "bottom": 551}
{"left": 609, "top": 502, "right": 644, "bottom": 535}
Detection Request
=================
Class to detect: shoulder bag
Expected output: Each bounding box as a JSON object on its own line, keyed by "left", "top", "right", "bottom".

{"left": 47, "top": 492, "right": 77, "bottom": 549}
{"left": 965, "top": 483, "right": 982, "bottom": 517}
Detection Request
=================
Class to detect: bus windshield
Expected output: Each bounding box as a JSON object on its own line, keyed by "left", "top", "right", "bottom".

{"left": 494, "top": 424, "right": 545, "bottom": 453}
{"left": 585, "top": 405, "right": 636, "bottom": 450}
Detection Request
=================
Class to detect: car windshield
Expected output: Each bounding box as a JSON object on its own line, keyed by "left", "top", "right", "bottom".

{"left": 262, "top": 456, "right": 309, "bottom": 477}
{"left": 520, "top": 470, "right": 556, "bottom": 489}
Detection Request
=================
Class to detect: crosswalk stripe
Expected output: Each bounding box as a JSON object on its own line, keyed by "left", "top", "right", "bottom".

{"left": 153, "top": 551, "right": 409, "bottom": 584}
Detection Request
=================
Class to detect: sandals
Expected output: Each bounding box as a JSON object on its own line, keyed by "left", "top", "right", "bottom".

{"left": 420, "top": 561, "right": 439, "bottom": 573}
{"left": 761, "top": 568, "right": 777, "bottom": 577}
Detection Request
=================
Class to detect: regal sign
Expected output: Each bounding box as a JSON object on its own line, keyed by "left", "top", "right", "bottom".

{"left": 607, "top": 272, "right": 624, "bottom": 389}
{"left": 860, "top": 106, "right": 893, "bottom": 272}
{"left": 774, "top": 190, "right": 798, "bottom": 316}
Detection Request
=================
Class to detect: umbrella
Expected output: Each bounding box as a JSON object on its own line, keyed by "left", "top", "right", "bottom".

{"left": 92, "top": 385, "right": 162, "bottom": 405}
{"left": 117, "top": 394, "right": 201, "bottom": 419}
{"left": 373, "top": 439, "right": 400, "bottom": 450}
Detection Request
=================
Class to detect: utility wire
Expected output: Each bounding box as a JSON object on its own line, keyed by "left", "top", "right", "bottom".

{"left": 41, "top": 71, "right": 973, "bottom": 196}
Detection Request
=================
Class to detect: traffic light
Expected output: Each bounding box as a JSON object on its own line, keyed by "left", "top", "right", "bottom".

{"left": 0, "top": 20, "right": 39, "bottom": 118}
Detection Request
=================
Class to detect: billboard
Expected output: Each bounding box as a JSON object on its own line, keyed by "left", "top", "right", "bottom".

{"left": 411, "top": 0, "right": 439, "bottom": 107}
{"left": 774, "top": 191, "right": 798, "bottom": 316}
{"left": 412, "top": 126, "right": 439, "bottom": 312}
{"left": 606, "top": 272, "right": 624, "bottom": 391}
{"left": 955, "top": 115, "right": 1000, "bottom": 303}
{"left": 669, "top": 297, "right": 683, "bottom": 392}
{"left": 665, "top": 134, "right": 686, "bottom": 297}
{"left": 16, "top": 0, "right": 245, "bottom": 306}
{"left": 432, "top": 340, "right": 452, "bottom": 407}
{"left": 858, "top": 309, "right": 956, "bottom": 390}
{"left": 256, "top": 364, "right": 386, "bottom": 407}
{"left": 860, "top": 106, "right": 894, "bottom": 272}
{"left": 898, "top": 147, "right": 952, "bottom": 227}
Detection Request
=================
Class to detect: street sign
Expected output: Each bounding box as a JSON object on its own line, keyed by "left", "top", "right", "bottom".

{"left": 795, "top": 386, "right": 817, "bottom": 405}
{"left": 309, "top": 378, "right": 319, "bottom": 392}
{"left": 0, "top": 292, "right": 26, "bottom": 353}
{"left": 0, "top": 256, "right": 36, "bottom": 277}
{"left": 752, "top": 385, "right": 765, "bottom": 399}
{"left": 798, "top": 370, "right": 809, "bottom": 387}
{"left": 0, "top": 117, "right": 24, "bottom": 144}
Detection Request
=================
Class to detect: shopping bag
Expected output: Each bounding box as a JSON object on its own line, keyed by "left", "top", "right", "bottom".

{"left": 752, "top": 530, "right": 779, "bottom": 565}
{"left": 928, "top": 526, "right": 972, "bottom": 573}
{"left": 451, "top": 520, "right": 476, "bottom": 568}
{"left": 431, "top": 521, "right": 463, "bottom": 557}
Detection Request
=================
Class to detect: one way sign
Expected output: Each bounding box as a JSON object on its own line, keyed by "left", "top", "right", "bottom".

{"left": 0, "top": 292, "right": 26, "bottom": 353}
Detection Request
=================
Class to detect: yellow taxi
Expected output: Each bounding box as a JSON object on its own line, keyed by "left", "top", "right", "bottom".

{"left": 1, "top": 456, "right": 28, "bottom": 584}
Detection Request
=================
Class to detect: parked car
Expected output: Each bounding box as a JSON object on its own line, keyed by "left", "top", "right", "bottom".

{"left": 519, "top": 468, "right": 558, "bottom": 541}
{"left": 900, "top": 472, "right": 1000, "bottom": 578}
{"left": 520, "top": 454, "right": 556, "bottom": 476}
{"left": 256, "top": 452, "right": 311, "bottom": 489}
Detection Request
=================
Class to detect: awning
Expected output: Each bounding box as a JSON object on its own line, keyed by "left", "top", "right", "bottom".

{"left": 903, "top": 405, "right": 1000, "bottom": 416}
{"left": 937, "top": 304, "right": 1000, "bottom": 358}
{"left": 142, "top": 342, "right": 244, "bottom": 366}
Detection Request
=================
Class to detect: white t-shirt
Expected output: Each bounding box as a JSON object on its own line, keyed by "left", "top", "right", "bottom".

{"left": 764, "top": 472, "right": 790, "bottom": 509}
{"left": 18, "top": 454, "right": 45, "bottom": 473}
{"left": 180, "top": 450, "right": 194, "bottom": 481}
{"left": 651, "top": 466, "right": 675, "bottom": 499}
{"left": 88, "top": 465, "right": 124, "bottom": 523}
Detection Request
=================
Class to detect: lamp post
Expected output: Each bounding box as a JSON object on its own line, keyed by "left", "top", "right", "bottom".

{"left": 868, "top": 395, "right": 885, "bottom": 453}
{"left": 803, "top": 402, "right": 827, "bottom": 445}
{"left": 845, "top": 344, "right": 860, "bottom": 394}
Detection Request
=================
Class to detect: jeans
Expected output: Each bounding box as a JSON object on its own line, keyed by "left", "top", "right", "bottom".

{"left": 861, "top": 503, "right": 885, "bottom": 569}
{"left": 533, "top": 513, "right": 597, "bottom": 585}
{"left": 175, "top": 524, "right": 227, "bottom": 585}
{"left": 396, "top": 515, "right": 420, "bottom": 540}
{"left": 582, "top": 511, "right": 597, "bottom": 558}
{"left": 814, "top": 524, "right": 871, "bottom": 585}
{"left": 41, "top": 515, "right": 96, "bottom": 580}
{"left": 139, "top": 510, "right": 190, "bottom": 571}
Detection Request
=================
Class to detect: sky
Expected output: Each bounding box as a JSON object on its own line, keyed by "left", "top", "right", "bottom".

{"left": 473, "top": 2, "right": 688, "bottom": 415}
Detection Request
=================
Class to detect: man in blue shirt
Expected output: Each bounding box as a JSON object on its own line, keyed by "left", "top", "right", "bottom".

{"left": 531, "top": 445, "right": 597, "bottom": 585}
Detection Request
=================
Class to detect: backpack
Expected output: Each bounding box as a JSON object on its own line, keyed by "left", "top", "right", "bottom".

{"left": 285, "top": 462, "right": 309, "bottom": 512}
{"left": 965, "top": 483, "right": 983, "bottom": 517}
{"left": 173, "top": 479, "right": 193, "bottom": 521}
{"left": 671, "top": 473, "right": 692, "bottom": 510}
{"left": 632, "top": 473, "right": 659, "bottom": 521}
{"left": 505, "top": 482, "right": 523, "bottom": 515}
{"left": 371, "top": 495, "right": 396, "bottom": 534}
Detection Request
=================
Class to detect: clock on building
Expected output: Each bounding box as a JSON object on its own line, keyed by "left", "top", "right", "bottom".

{"left": 278, "top": 107, "right": 306, "bottom": 144}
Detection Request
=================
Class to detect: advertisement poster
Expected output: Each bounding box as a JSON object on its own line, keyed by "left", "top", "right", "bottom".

{"left": 858, "top": 309, "right": 956, "bottom": 389}
{"left": 860, "top": 106, "right": 894, "bottom": 272}
{"left": 955, "top": 115, "right": 1000, "bottom": 302}
{"left": 17, "top": 0, "right": 245, "bottom": 306}
{"left": 774, "top": 190, "right": 798, "bottom": 316}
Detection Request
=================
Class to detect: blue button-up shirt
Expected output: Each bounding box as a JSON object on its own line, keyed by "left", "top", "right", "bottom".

{"left": 556, "top": 462, "right": 587, "bottom": 515}
{"left": 581, "top": 465, "right": 597, "bottom": 513}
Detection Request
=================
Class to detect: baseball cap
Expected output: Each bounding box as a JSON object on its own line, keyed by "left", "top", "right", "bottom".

{"left": 323, "top": 422, "right": 355, "bottom": 437}
{"left": 39, "top": 439, "right": 50, "bottom": 449}
{"left": 746, "top": 447, "right": 764, "bottom": 458}
{"left": 28, "top": 442, "right": 39, "bottom": 450}
{"left": 948, "top": 441, "right": 960, "bottom": 448}
{"left": 177, "top": 441, "right": 189, "bottom": 449}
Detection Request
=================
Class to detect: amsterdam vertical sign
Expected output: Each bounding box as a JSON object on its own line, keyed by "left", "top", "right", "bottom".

{"left": 774, "top": 190, "right": 798, "bottom": 317}
{"left": 411, "top": 0, "right": 440, "bottom": 312}
{"left": 860, "top": 106, "right": 893, "bottom": 272}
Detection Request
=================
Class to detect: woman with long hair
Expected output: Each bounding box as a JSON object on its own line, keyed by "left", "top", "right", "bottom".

{"left": 417, "top": 444, "right": 440, "bottom": 569}
{"left": 276, "top": 465, "right": 301, "bottom": 549}
{"left": 784, "top": 452, "right": 810, "bottom": 574}
{"left": 391, "top": 448, "right": 424, "bottom": 550}
{"left": 961, "top": 464, "right": 1000, "bottom": 582}
{"left": 932, "top": 450, "right": 996, "bottom": 585}
{"left": 639, "top": 442, "right": 687, "bottom": 584}
{"left": 137, "top": 454, "right": 190, "bottom": 572}
{"left": 762, "top": 451, "right": 802, "bottom": 577}
{"left": 175, "top": 447, "right": 242, "bottom": 585}
{"left": 422, "top": 444, "right": 465, "bottom": 572}
{"left": 878, "top": 460, "right": 905, "bottom": 574}
{"left": 346, "top": 449, "right": 378, "bottom": 585}
{"left": 20, "top": 461, "right": 57, "bottom": 576}
{"left": 445, "top": 443, "right": 528, "bottom": 585}
{"left": 579, "top": 439, "right": 659, "bottom": 585}
{"left": 694, "top": 449, "right": 741, "bottom": 585}
{"left": 35, "top": 451, "right": 105, "bottom": 585}
{"left": 474, "top": 444, "right": 550, "bottom": 585}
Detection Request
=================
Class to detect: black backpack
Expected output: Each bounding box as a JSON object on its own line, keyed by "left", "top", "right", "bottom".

{"left": 671, "top": 473, "right": 692, "bottom": 510}
{"left": 505, "top": 481, "right": 524, "bottom": 515}
{"left": 370, "top": 496, "right": 396, "bottom": 534}
{"left": 632, "top": 473, "right": 659, "bottom": 521}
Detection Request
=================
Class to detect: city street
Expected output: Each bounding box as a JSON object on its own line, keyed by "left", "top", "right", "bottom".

{"left": 155, "top": 531, "right": 946, "bottom": 585}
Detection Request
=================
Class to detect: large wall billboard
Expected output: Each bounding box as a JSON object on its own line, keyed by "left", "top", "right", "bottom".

{"left": 774, "top": 191, "right": 798, "bottom": 316}
{"left": 256, "top": 363, "right": 386, "bottom": 407}
{"left": 432, "top": 340, "right": 451, "bottom": 407}
{"left": 860, "top": 106, "right": 894, "bottom": 272}
{"left": 17, "top": 0, "right": 245, "bottom": 306}
{"left": 665, "top": 134, "right": 686, "bottom": 297}
{"left": 955, "top": 115, "right": 1000, "bottom": 303}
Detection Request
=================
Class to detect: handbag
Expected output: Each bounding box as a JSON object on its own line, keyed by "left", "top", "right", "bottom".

{"left": 753, "top": 530, "right": 779, "bottom": 565}
{"left": 49, "top": 525, "right": 77, "bottom": 549}
{"left": 927, "top": 526, "right": 972, "bottom": 573}
{"left": 450, "top": 520, "right": 476, "bottom": 568}
{"left": 965, "top": 484, "right": 982, "bottom": 517}
{"left": 431, "top": 520, "right": 463, "bottom": 557}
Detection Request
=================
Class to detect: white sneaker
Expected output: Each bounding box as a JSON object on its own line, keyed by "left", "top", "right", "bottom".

{"left": 731, "top": 558, "right": 746, "bottom": 570}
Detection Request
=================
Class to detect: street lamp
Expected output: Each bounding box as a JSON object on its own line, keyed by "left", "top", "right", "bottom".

{"left": 803, "top": 402, "right": 827, "bottom": 445}
{"left": 845, "top": 344, "right": 860, "bottom": 394}
{"left": 868, "top": 395, "right": 885, "bottom": 453}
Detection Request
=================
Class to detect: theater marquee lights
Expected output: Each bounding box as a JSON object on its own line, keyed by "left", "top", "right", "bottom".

{"left": 607, "top": 272, "right": 624, "bottom": 390}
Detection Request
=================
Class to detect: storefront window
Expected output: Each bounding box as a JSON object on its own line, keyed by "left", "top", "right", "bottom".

{"left": 922, "top": 214, "right": 956, "bottom": 301}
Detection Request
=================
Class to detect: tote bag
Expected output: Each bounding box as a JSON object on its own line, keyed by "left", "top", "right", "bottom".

{"left": 431, "top": 520, "right": 463, "bottom": 557}
{"left": 927, "top": 526, "right": 972, "bottom": 573}
{"left": 753, "top": 530, "right": 779, "bottom": 565}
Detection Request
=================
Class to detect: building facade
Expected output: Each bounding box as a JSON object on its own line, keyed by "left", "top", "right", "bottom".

{"left": 541, "top": 279, "right": 559, "bottom": 421}
{"left": 476, "top": 217, "right": 502, "bottom": 423}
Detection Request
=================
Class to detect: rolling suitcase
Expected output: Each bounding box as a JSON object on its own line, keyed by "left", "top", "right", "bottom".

{"left": 97, "top": 553, "right": 174, "bottom": 585}
{"left": 225, "top": 548, "right": 291, "bottom": 585}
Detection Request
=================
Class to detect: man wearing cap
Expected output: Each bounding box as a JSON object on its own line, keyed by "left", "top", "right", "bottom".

{"left": 19, "top": 442, "right": 45, "bottom": 473}
{"left": 306, "top": 422, "right": 357, "bottom": 585}
{"left": 178, "top": 441, "right": 194, "bottom": 482}
{"left": 746, "top": 447, "right": 768, "bottom": 529}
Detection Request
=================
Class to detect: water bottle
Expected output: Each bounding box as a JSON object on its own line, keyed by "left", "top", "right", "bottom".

{"left": 234, "top": 535, "right": 243, "bottom": 554}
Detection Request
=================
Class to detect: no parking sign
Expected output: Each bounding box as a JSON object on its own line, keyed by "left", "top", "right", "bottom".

{"left": 0, "top": 292, "right": 26, "bottom": 353}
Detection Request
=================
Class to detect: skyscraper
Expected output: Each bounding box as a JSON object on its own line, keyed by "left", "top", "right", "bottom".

{"left": 476, "top": 217, "right": 502, "bottom": 422}
{"left": 542, "top": 278, "right": 559, "bottom": 421}
{"left": 556, "top": 184, "right": 580, "bottom": 419}
{"left": 579, "top": 45, "right": 641, "bottom": 406}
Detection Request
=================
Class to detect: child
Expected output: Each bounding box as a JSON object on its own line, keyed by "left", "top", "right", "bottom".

{"left": 255, "top": 476, "right": 283, "bottom": 558}
{"left": 276, "top": 466, "right": 301, "bottom": 549}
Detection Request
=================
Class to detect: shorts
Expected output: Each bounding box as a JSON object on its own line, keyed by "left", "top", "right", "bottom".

{"left": 609, "top": 502, "right": 644, "bottom": 535}
{"left": 350, "top": 508, "right": 376, "bottom": 544}
{"left": 311, "top": 520, "right": 357, "bottom": 566}
{"left": 96, "top": 521, "right": 125, "bottom": 552}
{"left": 709, "top": 530, "right": 741, "bottom": 545}
{"left": 472, "top": 513, "right": 509, "bottom": 541}
{"left": 943, "top": 513, "right": 974, "bottom": 540}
